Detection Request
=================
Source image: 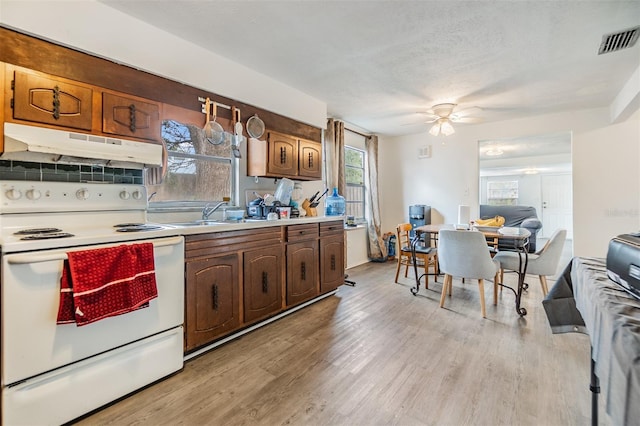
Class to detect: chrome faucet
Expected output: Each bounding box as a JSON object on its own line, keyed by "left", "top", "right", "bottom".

{"left": 202, "top": 200, "right": 228, "bottom": 220}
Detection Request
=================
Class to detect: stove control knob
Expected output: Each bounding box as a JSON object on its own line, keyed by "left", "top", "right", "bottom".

{"left": 132, "top": 190, "right": 143, "bottom": 200}
{"left": 119, "top": 190, "right": 131, "bottom": 200}
{"left": 26, "top": 189, "right": 42, "bottom": 200}
{"left": 5, "top": 188, "right": 22, "bottom": 200}
{"left": 76, "top": 188, "right": 90, "bottom": 200}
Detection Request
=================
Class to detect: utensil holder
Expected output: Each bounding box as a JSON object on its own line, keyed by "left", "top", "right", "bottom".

{"left": 301, "top": 199, "right": 317, "bottom": 217}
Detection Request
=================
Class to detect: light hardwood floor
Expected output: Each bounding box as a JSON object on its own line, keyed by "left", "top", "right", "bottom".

{"left": 77, "top": 252, "right": 609, "bottom": 426}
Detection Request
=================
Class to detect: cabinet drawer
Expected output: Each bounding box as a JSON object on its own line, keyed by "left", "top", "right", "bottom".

{"left": 320, "top": 220, "right": 345, "bottom": 237}
{"left": 185, "top": 227, "right": 284, "bottom": 260}
{"left": 286, "top": 223, "right": 319, "bottom": 242}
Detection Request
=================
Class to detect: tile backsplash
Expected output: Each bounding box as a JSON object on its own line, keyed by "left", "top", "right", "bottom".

{"left": 0, "top": 160, "right": 143, "bottom": 184}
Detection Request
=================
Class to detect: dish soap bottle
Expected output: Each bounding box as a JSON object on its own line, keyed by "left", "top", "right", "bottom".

{"left": 325, "top": 187, "right": 345, "bottom": 216}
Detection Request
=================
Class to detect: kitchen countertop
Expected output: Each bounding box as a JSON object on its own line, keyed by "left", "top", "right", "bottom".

{"left": 158, "top": 215, "right": 345, "bottom": 236}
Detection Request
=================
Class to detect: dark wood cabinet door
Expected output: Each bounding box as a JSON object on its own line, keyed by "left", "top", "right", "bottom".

{"left": 320, "top": 236, "right": 345, "bottom": 293}
{"left": 287, "top": 240, "right": 319, "bottom": 306}
{"left": 243, "top": 245, "right": 283, "bottom": 323}
{"left": 298, "top": 139, "right": 322, "bottom": 179}
{"left": 185, "top": 254, "right": 240, "bottom": 352}
{"left": 267, "top": 131, "right": 298, "bottom": 176}
{"left": 102, "top": 92, "right": 161, "bottom": 141}
{"left": 12, "top": 70, "right": 93, "bottom": 130}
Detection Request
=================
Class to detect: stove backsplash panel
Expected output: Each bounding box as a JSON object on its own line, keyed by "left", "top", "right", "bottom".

{"left": 0, "top": 160, "right": 143, "bottom": 184}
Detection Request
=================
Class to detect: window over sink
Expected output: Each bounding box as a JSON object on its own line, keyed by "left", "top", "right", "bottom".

{"left": 147, "top": 115, "right": 237, "bottom": 209}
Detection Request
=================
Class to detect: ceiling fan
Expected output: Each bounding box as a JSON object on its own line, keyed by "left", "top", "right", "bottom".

{"left": 419, "top": 103, "right": 482, "bottom": 136}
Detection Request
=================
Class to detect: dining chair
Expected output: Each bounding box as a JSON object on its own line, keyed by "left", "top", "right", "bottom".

{"left": 395, "top": 223, "right": 438, "bottom": 288}
{"left": 437, "top": 229, "right": 501, "bottom": 318}
{"left": 494, "top": 229, "right": 567, "bottom": 297}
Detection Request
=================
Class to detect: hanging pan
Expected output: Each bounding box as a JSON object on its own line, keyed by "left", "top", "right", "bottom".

{"left": 246, "top": 114, "right": 265, "bottom": 139}
{"left": 203, "top": 98, "right": 225, "bottom": 145}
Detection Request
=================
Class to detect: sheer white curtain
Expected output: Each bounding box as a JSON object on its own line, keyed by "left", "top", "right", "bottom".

{"left": 365, "top": 135, "right": 386, "bottom": 260}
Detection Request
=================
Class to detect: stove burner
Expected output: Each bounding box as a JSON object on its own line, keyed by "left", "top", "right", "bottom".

{"left": 116, "top": 225, "right": 163, "bottom": 232}
{"left": 114, "top": 223, "right": 145, "bottom": 228}
{"left": 14, "top": 228, "right": 63, "bottom": 235}
{"left": 20, "top": 232, "right": 75, "bottom": 240}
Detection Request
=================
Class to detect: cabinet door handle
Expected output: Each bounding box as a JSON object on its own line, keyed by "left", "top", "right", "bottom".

{"left": 262, "top": 271, "right": 268, "bottom": 293}
{"left": 308, "top": 152, "right": 313, "bottom": 168}
{"left": 330, "top": 254, "right": 336, "bottom": 271}
{"left": 129, "top": 104, "right": 137, "bottom": 132}
{"left": 52, "top": 85, "right": 61, "bottom": 120}
{"left": 211, "top": 284, "right": 219, "bottom": 311}
{"left": 280, "top": 147, "right": 286, "bottom": 164}
{"left": 301, "top": 261, "right": 306, "bottom": 280}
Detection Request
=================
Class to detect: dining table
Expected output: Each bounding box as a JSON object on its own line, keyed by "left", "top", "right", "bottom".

{"left": 410, "top": 224, "right": 532, "bottom": 316}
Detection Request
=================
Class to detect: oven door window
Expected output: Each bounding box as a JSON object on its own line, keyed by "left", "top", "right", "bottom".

{"left": 148, "top": 119, "right": 236, "bottom": 205}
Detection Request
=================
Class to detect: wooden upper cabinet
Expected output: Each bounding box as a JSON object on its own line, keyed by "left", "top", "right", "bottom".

{"left": 102, "top": 92, "right": 161, "bottom": 141}
{"left": 247, "top": 130, "right": 322, "bottom": 181}
{"left": 11, "top": 70, "right": 93, "bottom": 131}
{"left": 267, "top": 130, "right": 298, "bottom": 176}
{"left": 298, "top": 139, "right": 322, "bottom": 179}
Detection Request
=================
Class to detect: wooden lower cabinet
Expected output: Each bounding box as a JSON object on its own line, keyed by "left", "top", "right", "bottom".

{"left": 184, "top": 222, "right": 343, "bottom": 353}
{"left": 286, "top": 240, "right": 319, "bottom": 306}
{"left": 320, "top": 221, "right": 346, "bottom": 293}
{"left": 243, "top": 244, "right": 284, "bottom": 323}
{"left": 185, "top": 253, "right": 240, "bottom": 352}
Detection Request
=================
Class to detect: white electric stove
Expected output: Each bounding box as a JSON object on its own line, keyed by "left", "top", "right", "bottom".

{"left": 0, "top": 180, "right": 185, "bottom": 425}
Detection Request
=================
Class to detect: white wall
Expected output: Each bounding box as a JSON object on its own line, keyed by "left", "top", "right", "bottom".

{"left": 379, "top": 108, "right": 640, "bottom": 258}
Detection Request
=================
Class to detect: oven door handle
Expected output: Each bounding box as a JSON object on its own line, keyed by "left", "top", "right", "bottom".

{"left": 5, "top": 236, "right": 184, "bottom": 265}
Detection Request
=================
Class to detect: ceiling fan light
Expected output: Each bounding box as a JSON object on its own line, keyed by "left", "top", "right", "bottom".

{"left": 440, "top": 119, "right": 455, "bottom": 136}
{"left": 429, "top": 123, "right": 441, "bottom": 136}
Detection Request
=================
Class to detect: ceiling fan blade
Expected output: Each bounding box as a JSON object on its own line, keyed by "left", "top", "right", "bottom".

{"left": 417, "top": 112, "right": 439, "bottom": 119}
{"left": 452, "top": 106, "right": 483, "bottom": 118}
{"left": 451, "top": 116, "right": 482, "bottom": 124}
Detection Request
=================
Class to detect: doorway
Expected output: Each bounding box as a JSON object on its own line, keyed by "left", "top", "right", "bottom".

{"left": 478, "top": 132, "right": 573, "bottom": 241}
{"left": 541, "top": 174, "right": 573, "bottom": 239}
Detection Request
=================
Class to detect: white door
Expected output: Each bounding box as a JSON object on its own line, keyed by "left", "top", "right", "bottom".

{"left": 541, "top": 174, "right": 573, "bottom": 239}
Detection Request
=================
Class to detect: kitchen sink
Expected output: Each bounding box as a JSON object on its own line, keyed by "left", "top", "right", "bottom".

{"left": 165, "top": 220, "right": 227, "bottom": 227}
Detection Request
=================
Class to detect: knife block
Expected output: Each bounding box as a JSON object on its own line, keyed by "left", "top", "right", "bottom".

{"left": 301, "top": 199, "right": 317, "bottom": 217}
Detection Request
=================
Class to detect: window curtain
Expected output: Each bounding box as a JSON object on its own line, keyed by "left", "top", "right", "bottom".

{"left": 365, "top": 135, "right": 387, "bottom": 260}
{"left": 325, "top": 118, "right": 345, "bottom": 194}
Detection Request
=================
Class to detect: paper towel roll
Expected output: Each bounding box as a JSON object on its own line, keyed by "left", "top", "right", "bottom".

{"left": 457, "top": 205, "right": 470, "bottom": 225}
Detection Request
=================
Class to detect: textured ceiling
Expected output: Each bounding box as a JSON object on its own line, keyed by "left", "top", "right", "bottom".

{"left": 99, "top": 0, "right": 640, "bottom": 136}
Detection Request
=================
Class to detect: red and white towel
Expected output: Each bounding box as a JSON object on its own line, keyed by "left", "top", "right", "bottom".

{"left": 57, "top": 243, "right": 158, "bottom": 326}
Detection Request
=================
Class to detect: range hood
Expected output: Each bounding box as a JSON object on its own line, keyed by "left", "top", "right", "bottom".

{"left": 2, "top": 122, "right": 163, "bottom": 169}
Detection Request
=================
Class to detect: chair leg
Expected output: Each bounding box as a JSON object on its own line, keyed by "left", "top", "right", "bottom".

{"left": 539, "top": 275, "right": 549, "bottom": 296}
{"left": 434, "top": 254, "right": 438, "bottom": 282}
{"left": 478, "top": 279, "right": 486, "bottom": 318}
{"left": 448, "top": 276, "right": 452, "bottom": 296}
{"left": 500, "top": 268, "right": 504, "bottom": 284}
{"left": 493, "top": 273, "right": 499, "bottom": 305}
{"left": 424, "top": 255, "right": 429, "bottom": 290}
{"left": 394, "top": 257, "right": 402, "bottom": 283}
{"left": 440, "top": 274, "right": 451, "bottom": 308}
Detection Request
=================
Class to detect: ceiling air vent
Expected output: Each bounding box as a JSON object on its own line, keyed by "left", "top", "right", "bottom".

{"left": 598, "top": 26, "right": 640, "bottom": 55}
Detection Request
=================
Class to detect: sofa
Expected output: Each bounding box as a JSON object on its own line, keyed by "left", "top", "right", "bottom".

{"left": 479, "top": 204, "right": 542, "bottom": 252}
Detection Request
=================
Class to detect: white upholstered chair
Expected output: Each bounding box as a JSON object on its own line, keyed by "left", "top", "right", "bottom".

{"left": 437, "top": 229, "right": 501, "bottom": 318}
{"left": 494, "top": 229, "right": 567, "bottom": 297}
